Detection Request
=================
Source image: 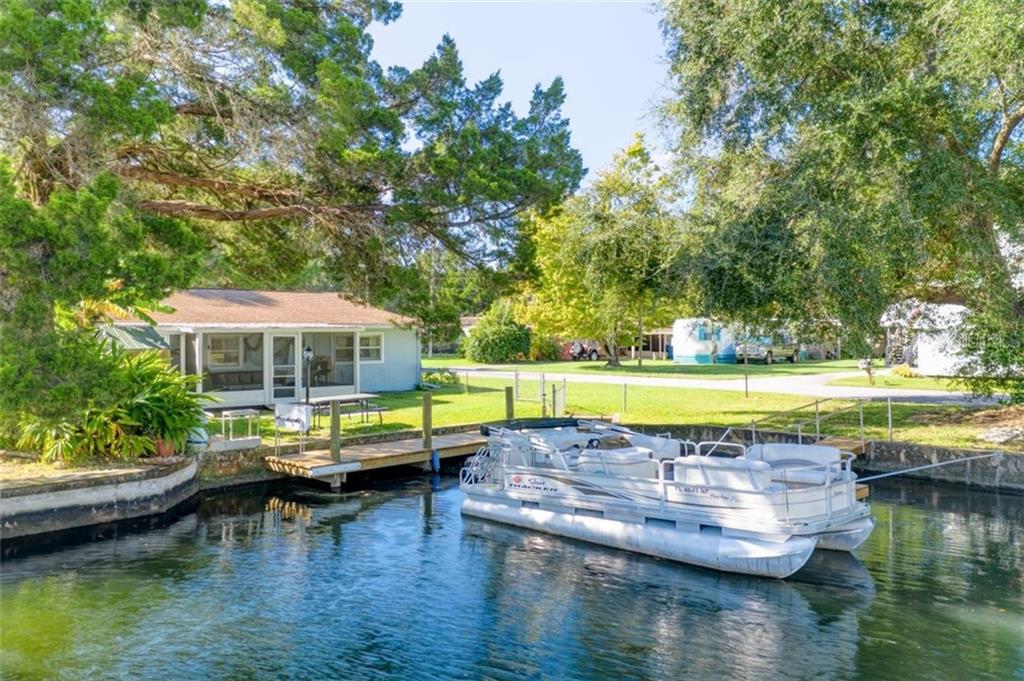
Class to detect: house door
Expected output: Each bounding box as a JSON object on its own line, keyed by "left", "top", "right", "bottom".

{"left": 271, "top": 334, "right": 298, "bottom": 402}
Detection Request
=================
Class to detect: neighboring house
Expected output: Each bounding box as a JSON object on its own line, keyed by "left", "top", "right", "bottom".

{"left": 671, "top": 318, "right": 739, "bottom": 364}
{"left": 882, "top": 302, "right": 967, "bottom": 376}
{"left": 115, "top": 289, "right": 419, "bottom": 408}
{"left": 670, "top": 318, "right": 838, "bottom": 365}
{"left": 630, "top": 327, "right": 675, "bottom": 361}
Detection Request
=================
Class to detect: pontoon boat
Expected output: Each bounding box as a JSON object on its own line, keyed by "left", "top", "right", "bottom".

{"left": 460, "top": 419, "right": 875, "bottom": 578}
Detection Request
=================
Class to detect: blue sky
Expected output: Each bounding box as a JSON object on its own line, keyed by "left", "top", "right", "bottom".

{"left": 368, "top": 1, "right": 667, "bottom": 179}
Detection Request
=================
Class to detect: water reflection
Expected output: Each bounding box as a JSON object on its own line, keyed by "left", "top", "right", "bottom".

{"left": 0, "top": 478, "right": 1020, "bottom": 681}
{"left": 464, "top": 518, "right": 874, "bottom": 680}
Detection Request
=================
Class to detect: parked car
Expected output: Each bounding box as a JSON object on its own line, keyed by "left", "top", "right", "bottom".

{"left": 568, "top": 341, "right": 602, "bottom": 361}
{"left": 735, "top": 337, "right": 799, "bottom": 364}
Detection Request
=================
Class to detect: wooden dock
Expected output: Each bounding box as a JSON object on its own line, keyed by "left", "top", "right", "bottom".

{"left": 263, "top": 431, "right": 486, "bottom": 486}
{"left": 815, "top": 437, "right": 871, "bottom": 500}
{"left": 818, "top": 436, "right": 867, "bottom": 455}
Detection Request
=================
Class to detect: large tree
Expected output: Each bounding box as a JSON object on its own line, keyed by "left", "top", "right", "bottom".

{"left": 520, "top": 135, "right": 684, "bottom": 366}
{"left": 661, "top": 0, "right": 1024, "bottom": 392}
{"left": 0, "top": 0, "right": 583, "bottom": 288}
{"left": 0, "top": 0, "right": 583, "bottom": 451}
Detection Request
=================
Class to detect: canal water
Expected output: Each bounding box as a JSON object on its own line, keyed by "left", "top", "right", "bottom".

{"left": 1, "top": 477, "right": 1021, "bottom": 680}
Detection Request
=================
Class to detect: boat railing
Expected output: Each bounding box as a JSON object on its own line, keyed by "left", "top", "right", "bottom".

{"left": 491, "top": 428, "right": 577, "bottom": 471}
{"left": 773, "top": 458, "right": 854, "bottom": 522}
{"left": 460, "top": 446, "right": 498, "bottom": 486}
{"left": 656, "top": 456, "right": 856, "bottom": 523}
{"left": 695, "top": 441, "right": 746, "bottom": 457}
{"left": 679, "top": 440, "right": 698, "bottom": 456}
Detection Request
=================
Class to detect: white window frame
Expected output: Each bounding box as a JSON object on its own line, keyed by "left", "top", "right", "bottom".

{"left": 359, "top": 333, "right": 384, "bottom": 363}
{"left": 206, "top": 334, "right": 243, "bottom": 369}
{"left": 333, "top": 333, "right": 355, "bottom": 363}
{"left": 164, "top": 332, "right": 185, "bottom": 376}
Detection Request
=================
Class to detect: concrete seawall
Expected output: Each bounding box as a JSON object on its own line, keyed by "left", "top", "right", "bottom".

{"left": 5, "top": 421, "right": 1020, "bottom": 540}
{"left": 2, "top": 425, "right": 484, "bottom": 539}
{"left": 1, "top": 460, "right": 199, "bottom": 539}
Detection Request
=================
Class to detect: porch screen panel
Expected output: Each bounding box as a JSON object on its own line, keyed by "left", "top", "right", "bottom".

{"left": 301, "top": 333, "right": 354, "bottom": 387}
{"left": 184, "top": 334, "right": 197, "bottom": 374}
{"left": 202, "top": 333, "right": 264, "bottom": 392}
{"left": 168, "top": 334, "right": 182, "bottom": 370}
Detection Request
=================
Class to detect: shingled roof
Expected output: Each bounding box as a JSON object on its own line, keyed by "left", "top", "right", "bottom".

{"left": 131, "top": 289, "right": 411, "bottom": 328}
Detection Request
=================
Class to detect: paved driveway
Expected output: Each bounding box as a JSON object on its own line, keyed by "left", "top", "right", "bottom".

{"left": 443, "top": 366, "right": 994, "bottom": 405}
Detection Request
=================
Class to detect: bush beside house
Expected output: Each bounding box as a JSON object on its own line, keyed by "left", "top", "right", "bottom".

{"left": 462, "top": 302, "right": 531, "bottom": 363}
{"left": 11, "top": 344, "right": 210, "bottom": 464}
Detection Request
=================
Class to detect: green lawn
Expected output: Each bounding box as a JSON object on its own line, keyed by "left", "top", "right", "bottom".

{"left": 827, "top": 373, "right": 957, "bottom": 391}
{"left": 421, "top": 356, "right": 861, "bottom": 380}
{"left": 207, "top": 377, "right": 1015, "bottom": 452}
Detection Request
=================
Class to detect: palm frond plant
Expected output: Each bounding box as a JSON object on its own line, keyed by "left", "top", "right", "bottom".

{"left": 121, "top": 351, "right": 214, "bottom": 456}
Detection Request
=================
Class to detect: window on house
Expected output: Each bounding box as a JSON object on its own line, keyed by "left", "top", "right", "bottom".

{"left": 300, "top": 332, "right": 354, "bottom": 386}
{"left": 359, "top": 334, "right": 383, "bottom": 362}
{"left": 207, "top": 335, "right": 242, "bottom": 367}
{"left": 333, "top": 334, "right": 354, "bottom": 363}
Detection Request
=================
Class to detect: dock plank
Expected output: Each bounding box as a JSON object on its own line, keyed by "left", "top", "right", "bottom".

{"left": 817, "top": 436, "right": 867, "bottom": 455}
{"left": 263, "top": 431, "right": 486, "bottom": 480}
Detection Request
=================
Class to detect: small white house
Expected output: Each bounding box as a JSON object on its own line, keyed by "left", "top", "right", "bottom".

{"left": 115, "top": 289, "right": 420, "bottom": 408}
{"left": 882, "top": 302, "right": 967, "bottom": 376}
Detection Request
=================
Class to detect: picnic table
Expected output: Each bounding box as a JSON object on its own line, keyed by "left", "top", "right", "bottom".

{"left": 304, "top": 392, "right": 382, "bottom": 428}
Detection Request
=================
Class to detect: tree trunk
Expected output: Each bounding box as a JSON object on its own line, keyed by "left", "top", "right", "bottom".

{"left": 605, "top": 339, "right": 621, "bottom": 367}
{"left": 637, "top": 313, "right": 644, "bottom": 367}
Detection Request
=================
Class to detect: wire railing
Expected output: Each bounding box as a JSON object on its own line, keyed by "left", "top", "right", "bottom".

{"left": 748, "top": 397, "right": 905, "bottom": 449}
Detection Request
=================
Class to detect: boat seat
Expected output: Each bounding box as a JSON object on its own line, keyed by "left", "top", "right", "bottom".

{"left": 577, "top": 446, "right": 658, "bottom": 478}
{"left": 531, "top": 429, "right": 591, "bottom": 450}
{"left": 746, "top": 443, "right": 843, "bottom": 465}
{"left": 628, "top": 434, "right": 681, "bottom": 460}
{"left": 673, "top": 455, "right": 774, "bottom": 492}
{"left": 745, "top": 444, "right": 845, "bottom": 484}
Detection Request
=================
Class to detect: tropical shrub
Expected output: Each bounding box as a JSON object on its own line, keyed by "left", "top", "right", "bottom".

{"left": 529, "top": 334, "right": 562, "bottom": 361}
{"left": 16, "top": 406, "right": 152, "bottom": 465}
{"left": 10, "top": 343, "right": 211, "bottom": 463}
{"left": 421, "top": 369, "right": 459, "bottom": 386}
{"left": 121, "top": 351, "right": 210, "bottom": 450}
{"left": 462, "top": 301, "right": 531, "bottom": 363}
{"left": 891, "top": 364, "right": 919, "bottom": 379}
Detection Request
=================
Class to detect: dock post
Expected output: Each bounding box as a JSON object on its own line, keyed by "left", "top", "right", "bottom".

{"left": 551, "top": 385, "right": 558, "bottom": 418}
{"left": 887, "top": 397, "right": 893, "bottom": 441}
{"left": 422, "top": 392, "right": 433, "bottom": 451}
{"left": 330, "top": 400, "right": 341, "bottom": 463}
{"left": 814, "top": 400, "right": 821, "bottom": 440}
{"left": 622, "top": 383, "right": 627, "bottom": 414}
{"left": 858, "top": 401, "right": 865, "bottom": 450}
{"left": 505, "top": 386, "right": 514, "bottom": 419}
